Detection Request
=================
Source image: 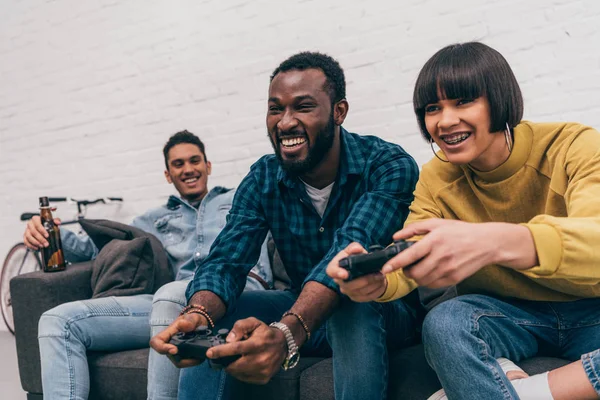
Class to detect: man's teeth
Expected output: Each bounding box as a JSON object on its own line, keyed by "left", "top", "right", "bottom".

{"left": 281, "top": 137, "right": 306, "bottom": 147}
{"left": 442, "top": 133, "right": 470, "bottom": 144}
{"left": 184, "top": 178, "right": 198, "bottom": 183}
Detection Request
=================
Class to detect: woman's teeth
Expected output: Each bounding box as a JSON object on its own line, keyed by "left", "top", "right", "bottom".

{"left": 281, "top": 137, "right": 306, "bottom": 147}
{"left": 442, "top": 133, "right": 470, "bottom": 144}
{"left": 184, "top": 178, "right": 198, "bottom": 183}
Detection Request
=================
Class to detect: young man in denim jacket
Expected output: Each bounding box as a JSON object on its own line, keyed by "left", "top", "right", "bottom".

{"left": 23, "top": 130, "right": 272, "bottom": 400}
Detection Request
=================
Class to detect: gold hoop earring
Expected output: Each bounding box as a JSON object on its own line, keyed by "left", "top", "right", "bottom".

{"left": 505, "top": 122, "right": 513, "bottom": 153}
{"left": 430, "top": 139, "right": 449, "bottom": 163}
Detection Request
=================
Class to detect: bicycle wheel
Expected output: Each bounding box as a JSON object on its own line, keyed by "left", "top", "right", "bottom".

{"left": 1, "top": 243, "right": 42, "bottom": 334}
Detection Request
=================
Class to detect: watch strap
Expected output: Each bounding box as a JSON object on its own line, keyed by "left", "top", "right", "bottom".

{"left": 269, "top": 321, "right": 299, "bottom": 370}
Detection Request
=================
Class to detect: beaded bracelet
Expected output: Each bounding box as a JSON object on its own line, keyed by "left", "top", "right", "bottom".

{"left": 282, "top": 311, "right": 311, "bottom": 341}
{"left": 180, "top": 304, "right": 207, "bottom": 315}
{"left": 180, "top": 304, "right": 215, "bottom": 329}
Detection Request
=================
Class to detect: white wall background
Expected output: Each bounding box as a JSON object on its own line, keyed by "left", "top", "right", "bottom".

{"left": 1, "top": 0, "right": 599, "bottom": 328}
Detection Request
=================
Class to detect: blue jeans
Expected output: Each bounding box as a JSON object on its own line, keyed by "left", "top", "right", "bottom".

{"left": 38, "top": 294, "right": 153, "bottom": 400}
{"left": 178, "top": 291, "right": 418, "bottom": 400}
{"left": 422, "top": 294, "right": 600, "bottom": 399}
{"left": 148, "top": 280, "right": 190, "bottom": 400}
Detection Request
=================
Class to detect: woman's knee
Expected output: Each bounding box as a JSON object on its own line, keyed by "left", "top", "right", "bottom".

{"left": 422, "top": 297, "right": 479, "bottom": 347}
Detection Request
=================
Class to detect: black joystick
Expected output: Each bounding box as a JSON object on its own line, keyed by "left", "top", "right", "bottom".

{"left": 169, "top": 326, "right": 241, "bottom": 369}
{"left": 339, "top": 240, "right": 416, "bottom": 281}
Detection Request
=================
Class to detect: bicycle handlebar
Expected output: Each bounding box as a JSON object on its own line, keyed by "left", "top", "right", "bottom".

{"left": 20, "top": 213, "right": 39, "bottom": 221}
{"left": 47, "top": 197, "right": 123, "bottom": 205}
{"left": 19, "top": 197, "right": 124, "bottom": 221}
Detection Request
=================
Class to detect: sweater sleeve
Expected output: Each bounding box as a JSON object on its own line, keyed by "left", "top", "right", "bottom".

{"left": 377, "top": 177, "right": 442, "bottom": 302}
{"left": 522, "top": 126, "right": 600, "bottom": 282}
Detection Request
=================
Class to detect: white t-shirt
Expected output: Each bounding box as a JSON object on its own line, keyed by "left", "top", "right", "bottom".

{"left": 301, "top": 180, "right": 335, "bottom": 218}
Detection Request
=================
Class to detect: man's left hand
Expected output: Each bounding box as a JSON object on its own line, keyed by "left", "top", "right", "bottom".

{"left": 206, "top": 317, "right": 287, "bottom": 385}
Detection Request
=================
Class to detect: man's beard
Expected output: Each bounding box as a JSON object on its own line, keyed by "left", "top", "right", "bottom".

{"left": 269, "top": 114, "right": 336, "bottom": 176}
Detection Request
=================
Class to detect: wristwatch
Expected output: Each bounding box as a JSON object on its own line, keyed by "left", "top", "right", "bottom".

{"left": 269, "top": 321, "right": 300, "bottom": 370}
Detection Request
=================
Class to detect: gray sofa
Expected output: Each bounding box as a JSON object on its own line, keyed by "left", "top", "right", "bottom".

{"left": 11, "top": 261, "right": 570, "bottom": 400}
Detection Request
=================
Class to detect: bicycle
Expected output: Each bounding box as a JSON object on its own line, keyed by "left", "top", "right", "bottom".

{"left": 0, "top": 197, "right": 123, "bottom": 334}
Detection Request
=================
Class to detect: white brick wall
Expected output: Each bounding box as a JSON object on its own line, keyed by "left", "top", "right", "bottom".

{"left": 1, "top": 0, "right": 599, "bottom": 329}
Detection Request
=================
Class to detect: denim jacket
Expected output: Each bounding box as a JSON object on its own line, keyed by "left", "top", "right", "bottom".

{"left": 61, "top": 187, "right": 273, "bottom": 291}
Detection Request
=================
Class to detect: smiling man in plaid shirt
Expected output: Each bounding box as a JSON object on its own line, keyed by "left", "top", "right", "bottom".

{"left": 151, "top": 51, "right": 419, "bottom": 400}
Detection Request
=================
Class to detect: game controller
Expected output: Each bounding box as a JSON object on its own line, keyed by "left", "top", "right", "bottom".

{"left": 169, "top": 326, "right": 241, "bottom": 369}
{"left": 339, "top": 240, "right": 416, "bottom": 281}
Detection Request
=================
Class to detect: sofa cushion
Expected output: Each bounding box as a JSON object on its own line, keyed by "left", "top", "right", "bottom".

{"left": 88, "top": 348, "right": 149, "bottom": 400}
{"left": 520, "top": 357, "right": 570, "bottom": 375}
{"left": 79, "top": 219, "right": 173, "bottom": 298}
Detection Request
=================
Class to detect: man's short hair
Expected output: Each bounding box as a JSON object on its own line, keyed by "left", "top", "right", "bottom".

{"left": 270, "top": 51, "right": 346, "bottom": 104}
{"left": 413, "top": 42, "right": 524, "bottom": 142}
{"left": 163, "top": 130, "right": 207, "bottom": 170}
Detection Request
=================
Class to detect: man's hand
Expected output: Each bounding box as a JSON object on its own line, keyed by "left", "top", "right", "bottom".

{"left": 206, "top": 317, "right": 287, "bottom": 385}
{"left": 380, "top": 219, "right": 536, "bottom": 288}
{"left": 149, "top": 312, "right": 207, "bottom": 368}
{"left": 326, "top": 242, "right": 388, "bottom": 302}
{"left": 23, "top": 214, "right": 61, "bottom": 250}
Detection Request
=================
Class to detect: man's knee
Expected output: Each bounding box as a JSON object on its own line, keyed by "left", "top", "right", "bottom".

{"left": 153, "top": 280, "right": 189, "bottom": 305}
{"left": 329, "top": 299, "right": 381, "bottom": 324}
{"left": 38, "top": 301, "right": 89, "bottom": 338}
{"left": 151, "top": 280, "right": 189, "bottom": 328}
{"left": 326, "top": 300, "right": 384, "bottom": 340}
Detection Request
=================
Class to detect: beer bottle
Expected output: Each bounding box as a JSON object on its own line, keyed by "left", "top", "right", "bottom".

{"left": 39, "top": 197, "right": 66, "bottom": 272}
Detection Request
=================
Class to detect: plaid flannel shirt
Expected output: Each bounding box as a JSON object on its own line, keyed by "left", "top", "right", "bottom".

{"left": 186, "top": 128, "right": 419, "bottom": 309}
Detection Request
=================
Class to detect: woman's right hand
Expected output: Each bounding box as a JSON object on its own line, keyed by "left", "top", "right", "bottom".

{"left": 23, "top": 215, "right": 61, "bottom": 250}
{"left": 149, "top": 312, "right": 208, "bottom": 368}
{"left": 326, "top": 242, "right": 388, "bottom": 302}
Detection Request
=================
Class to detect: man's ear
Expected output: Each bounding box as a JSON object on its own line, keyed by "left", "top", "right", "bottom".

{"left": 164, "top": 170, "right": 173, "bottom": 184}
{"left": 207, "top": 161, "right": 212, "bottom": 176}
{"left": 333, "top": 99, "right": 349, "bottom": 126}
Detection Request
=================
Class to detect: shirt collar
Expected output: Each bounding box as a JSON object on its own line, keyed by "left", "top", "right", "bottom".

{"left": 166, "top": 186, "right": 231, "bottom": 210}
{"left": 277, "top": 127, "right": 365, "bottom": 188}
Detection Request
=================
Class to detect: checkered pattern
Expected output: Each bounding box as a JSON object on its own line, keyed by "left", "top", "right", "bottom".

{"left": 186, "top": 129, "right": 419, "bottom": 309}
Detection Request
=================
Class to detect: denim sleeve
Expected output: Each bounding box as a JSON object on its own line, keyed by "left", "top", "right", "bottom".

{"left": 185, "top": 172, "right": 270, "bottom": 308}
{"left": 303, "top": 150, "right": 419, "bottom": 291}
{"left": 60, "top": 228, "right": 99, "bottom": 263}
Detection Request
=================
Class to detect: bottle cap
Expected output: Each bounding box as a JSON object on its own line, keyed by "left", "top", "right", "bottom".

{"left": 39, "top": 197, "right": 49, "bottom": 207}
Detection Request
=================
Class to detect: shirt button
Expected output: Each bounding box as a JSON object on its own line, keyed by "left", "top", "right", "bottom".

{"left": 319, "top": 227, "right": 325, "bottom": 233}
{"left": 195, "top": 252, "right": 201, "bottom": 257}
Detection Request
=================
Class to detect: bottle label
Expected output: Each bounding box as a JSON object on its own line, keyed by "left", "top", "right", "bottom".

{"left": 42, "top": 225, "right": 66, "bottom": 272}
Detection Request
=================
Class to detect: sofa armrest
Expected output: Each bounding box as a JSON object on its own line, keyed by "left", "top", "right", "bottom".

{"left": 11, "top": 262, "right": 94, "bottom": 394}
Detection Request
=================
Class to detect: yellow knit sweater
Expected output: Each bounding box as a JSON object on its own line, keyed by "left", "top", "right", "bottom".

{"left": 379, "top": 121, "right": 600, "bottom": 302}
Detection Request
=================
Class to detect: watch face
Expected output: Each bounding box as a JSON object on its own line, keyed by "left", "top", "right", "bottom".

{"left": 287, "top": 351, "right": 300, "bottom": 369}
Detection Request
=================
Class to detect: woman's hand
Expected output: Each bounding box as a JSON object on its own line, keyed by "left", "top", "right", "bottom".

{"left": 381, "top": 219, "right": 534, "bottom": 288}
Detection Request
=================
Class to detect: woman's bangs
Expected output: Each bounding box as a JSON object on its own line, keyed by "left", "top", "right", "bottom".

{"left": 415, "top": 56, "right": 486, "bottom": 110}
{"left": 437, "top": 62, "right": 486, "bottom": 102}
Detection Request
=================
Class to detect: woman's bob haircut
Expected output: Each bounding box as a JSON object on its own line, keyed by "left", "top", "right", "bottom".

{"left": 413, "top": 42, "right": 524, "bottom": 142}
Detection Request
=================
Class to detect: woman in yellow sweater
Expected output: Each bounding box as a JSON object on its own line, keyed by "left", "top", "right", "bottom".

{"left": 327, "top": 42, "right": 600, "bottom": 400}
